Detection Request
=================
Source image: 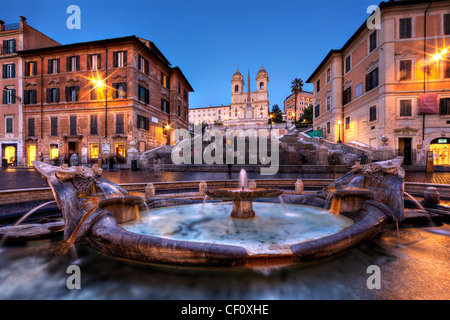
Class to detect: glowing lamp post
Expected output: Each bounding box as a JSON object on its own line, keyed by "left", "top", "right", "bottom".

{"left": 165, "top": 124, "right": 171, "bottom": 146}
{"left": 91, "top": 77, "right": 109, "bottom": 167}
{"left": 337, "top": 120, "right": 342, "bottom": 144}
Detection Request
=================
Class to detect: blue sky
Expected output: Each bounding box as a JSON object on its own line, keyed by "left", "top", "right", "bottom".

{"left": 2, "top": 0, "right": 377, "bottom": 110}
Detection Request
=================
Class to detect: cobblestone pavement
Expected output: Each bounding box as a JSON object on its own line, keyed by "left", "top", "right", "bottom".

{"left": 1, "top": 167, "right": 450, "bottom": 191}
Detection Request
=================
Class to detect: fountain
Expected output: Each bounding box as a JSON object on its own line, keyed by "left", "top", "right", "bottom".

{"left": 0, "top": 157, "right": 423, "bottom": 268}
{"left": 205, "top": 169, "right": 283, "bottom": 219}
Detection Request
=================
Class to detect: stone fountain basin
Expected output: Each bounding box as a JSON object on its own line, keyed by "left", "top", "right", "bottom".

{"left": 82, "top": 197, "right": 390, "bottom": 268}
{"left": 29, "top": 161, "right": 395, "bottom": 268}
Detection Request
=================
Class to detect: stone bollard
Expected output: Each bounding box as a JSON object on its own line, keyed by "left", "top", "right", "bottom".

{"left": 145, "top": 183, "right": 156, "bottom": 197}
{"left": 423, "top": 187, "right": 440, "bottom": 208}
{"left": 199, "top": 181, "right": 207, "bottom": 196}
{"left": 295, "top": 179, "right": 304, "bottom": 194}
{"left": 249, "top": 180, "right": 257, "bottom": 189}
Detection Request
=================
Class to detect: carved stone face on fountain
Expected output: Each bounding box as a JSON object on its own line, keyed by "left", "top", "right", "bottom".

{"left": 56, "top": 164, "right": 103, "bottom": 196}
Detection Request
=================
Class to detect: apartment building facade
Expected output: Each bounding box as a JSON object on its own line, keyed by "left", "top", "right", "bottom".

{"left": 0, "top": 17, "right": 59, "bottom": 166}
{"left": 19, "top": 35, "right": 193, "bottom": 166}
{"left": 189, "top": 105, "right": 231, "bottom": 125}
{"left": 283, "top": 91, "right": 313, "bottom": 121}
{"left": 307, "top": 0, "right": 450, "bottom": 166}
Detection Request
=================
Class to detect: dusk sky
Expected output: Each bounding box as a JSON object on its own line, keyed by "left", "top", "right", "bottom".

{"left": 2, "top": 0, "right": 377, "bottom": 110}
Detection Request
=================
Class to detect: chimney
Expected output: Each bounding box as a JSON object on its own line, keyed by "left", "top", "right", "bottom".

{"left": 0, "top": 20, "right": 4, "bottom": 32}
{"left": 19, "top": 16, "right": 27, "bottom": 29}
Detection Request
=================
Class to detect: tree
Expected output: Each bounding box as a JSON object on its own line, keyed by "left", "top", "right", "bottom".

{"left": 297, "top": 104, "right": 313, "bottom": 125}
{"left": 268, "top": 104, "right": 284, "bottom": 124}
{"left": 290, "top": 78, "right": 304, "bottom": 122}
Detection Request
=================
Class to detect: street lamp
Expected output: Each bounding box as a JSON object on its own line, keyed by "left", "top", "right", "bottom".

{"left": 337, "top": 120, "right": 342, "bottom": 144}
{"left": 91, "top": 77, "right": 110, "bottom": 167}
{"left": 91, "top": 77, "right": 108, "bottom": 138}
{"left": 165, "top": 124, "right": 171, "bottom": 146}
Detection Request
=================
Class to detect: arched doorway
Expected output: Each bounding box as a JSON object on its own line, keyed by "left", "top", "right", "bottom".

{"left": 430, "top": 138, "right": 450, "bottom": 166}
{"left": 2, "top": 144, "right": 17, "bottom": 166}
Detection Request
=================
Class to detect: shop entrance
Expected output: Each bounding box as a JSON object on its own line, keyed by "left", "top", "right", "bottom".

{"left": 399, "top": 138, "right": 412, "bottom": 165}
{"left": 27, "top": 145, "right": 36, "bottom": 166}
{"left": 2, "top": 144, "right": 17, "bottom": 167}
{"left": 430, "top": 138, "right": 450, "bottom": 166}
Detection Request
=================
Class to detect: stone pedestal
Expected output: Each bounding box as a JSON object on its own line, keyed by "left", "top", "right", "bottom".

{"left": 199, "top": 181, "right": 207, "bottom": 196}
{"left": 295, "top": 179, "right": 304, "bottom": 194}
{"left": 423, "top": 187, "right": 440, "bottom": 208}
{"left": 373, "top": 136, "right": 394, "bottom": 161}
{"left": 145, "top": 183, "right": 155, "bottom": 197}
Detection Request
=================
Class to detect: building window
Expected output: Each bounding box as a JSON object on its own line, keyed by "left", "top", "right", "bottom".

{"left": 137, "top": 115, "right": 149, "bottom": 130}
{"left": 369, "top": 31, "right": 377, "bottom": 52}
{"left": 65, "top": 86, "right": 79, "bottom": 102}
{"left": 260, "top": 82, "right": 265, "bottom": 90}
{"left": 113, "top": 51, "right": 127, "bottom": 68}
{"left": 369, "top": 106, "right": 377, "bottom": 122}
{"left": 47, "top": 88, "right": 59, "bottom": 103}
{"left": 345, "top": 56, "right": 351, "bottom": 73}
{"left": 399, "top": 18, "right": 412, "bottom": 39}
{"left": 345, "top": 117, "right": 350, "bottom": 130}
{"left": 444, "top": 14, "right": 450, "bottom": 35}
{"left": 138, "top": 55, "right": 149, "bottom": 75}
{"left": 89, "top": 143, "right": 99, "bottom": 159}
{"left": 184, "top": 89, "right": 188, "bottom": 101}
{"left": 161, "top": 99, "right": 169, "bottom": 114}
{"left": 326, "top": 122, "right": 331, "bottom": 135}
{"left": 138, "top": 85, "right": 149, "bottom": 104}
{"left": 366, "top": 68, "right": 379, "bottom": 92}
{"left": 66, "top": 56, "right": 80, "bottom": 72}
{"left": 161, "top": 72, "right": 169, "bottom": 89}
{"left": 25, "top": 62, "right": 38, "bottom": 77}
{"left": 116, "top": 114, "right": 124, "bottom": 134}
{"left": 2, "top": 63, "right": 15, "bottom": 79}
{"left": 399, "top": 60, "right": 412, "bottom": 81}
{"left": 355, "top": 83, "right": 363, "bottom": 99}
{"left": 316, "top": 79, "right": 320, "bottom": 93}
{"left": 400, "top": 100, "right": 412, "bottom": 117}
{"left": 314, "top": 104, "right": 320, "bottom": 118}
{"left": 69, "top": 116, "right": 77, "bottom": 136}
{"left": 51, "top": 117, "right": 58, "bottom": 136}
{"left": 88, "top": 54, "right": 101, "bottom": 71}
{"left": 326, "top": 96, "right": 331, "bottom": 111}
{"left": 113, "top": 82, "right": 127, "bottom": 99}
{"left": 5, "top": 117, "right": 13, "bottom": 134}
{"left": 48, "top": 59, "right": 60, "bottom": 74}
{"left": 23, "top": 90, "right": 37, "bottom": 105}
{"left": 343, "top": 87, "right": 352, "bottom": 105}
{"left": 178, "top": 81, "right": 181, "bottom": 94}
{"left": 2, "top": 39, "right": 16, "bottom": 54}
{"left": 3, "top": 89, "right": 16, "bottom": 104}
{"left": 50, "top": 144, "right": 59, "bottom": 160}
{"left": 439, "top": 98, "right": 450, "bottom": 115}
{"left": 28, "top": 118, "right": 35, "bottom": 137}
{"left": 177, "top": 104, "right": 181, "bottom": 117}
{"left": 90, "top": 115, "right": 98, "bottom": 135}
{"left": 326, "top": 68, "right": 331, "bottom": 83}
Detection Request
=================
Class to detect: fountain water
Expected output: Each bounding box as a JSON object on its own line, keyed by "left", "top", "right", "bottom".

{"left": 239, "top": 169, "right": 248, "bottom": 190}
{"left": 0, "top": 200, "right": 58, "bottom": 248}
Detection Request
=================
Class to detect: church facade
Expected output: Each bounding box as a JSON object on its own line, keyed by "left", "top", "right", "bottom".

{"left": 229, "top": 67, "right": 269, "bottom": 124}
{"left": 189, "top": 66, "right": 270, "bottom": 127}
